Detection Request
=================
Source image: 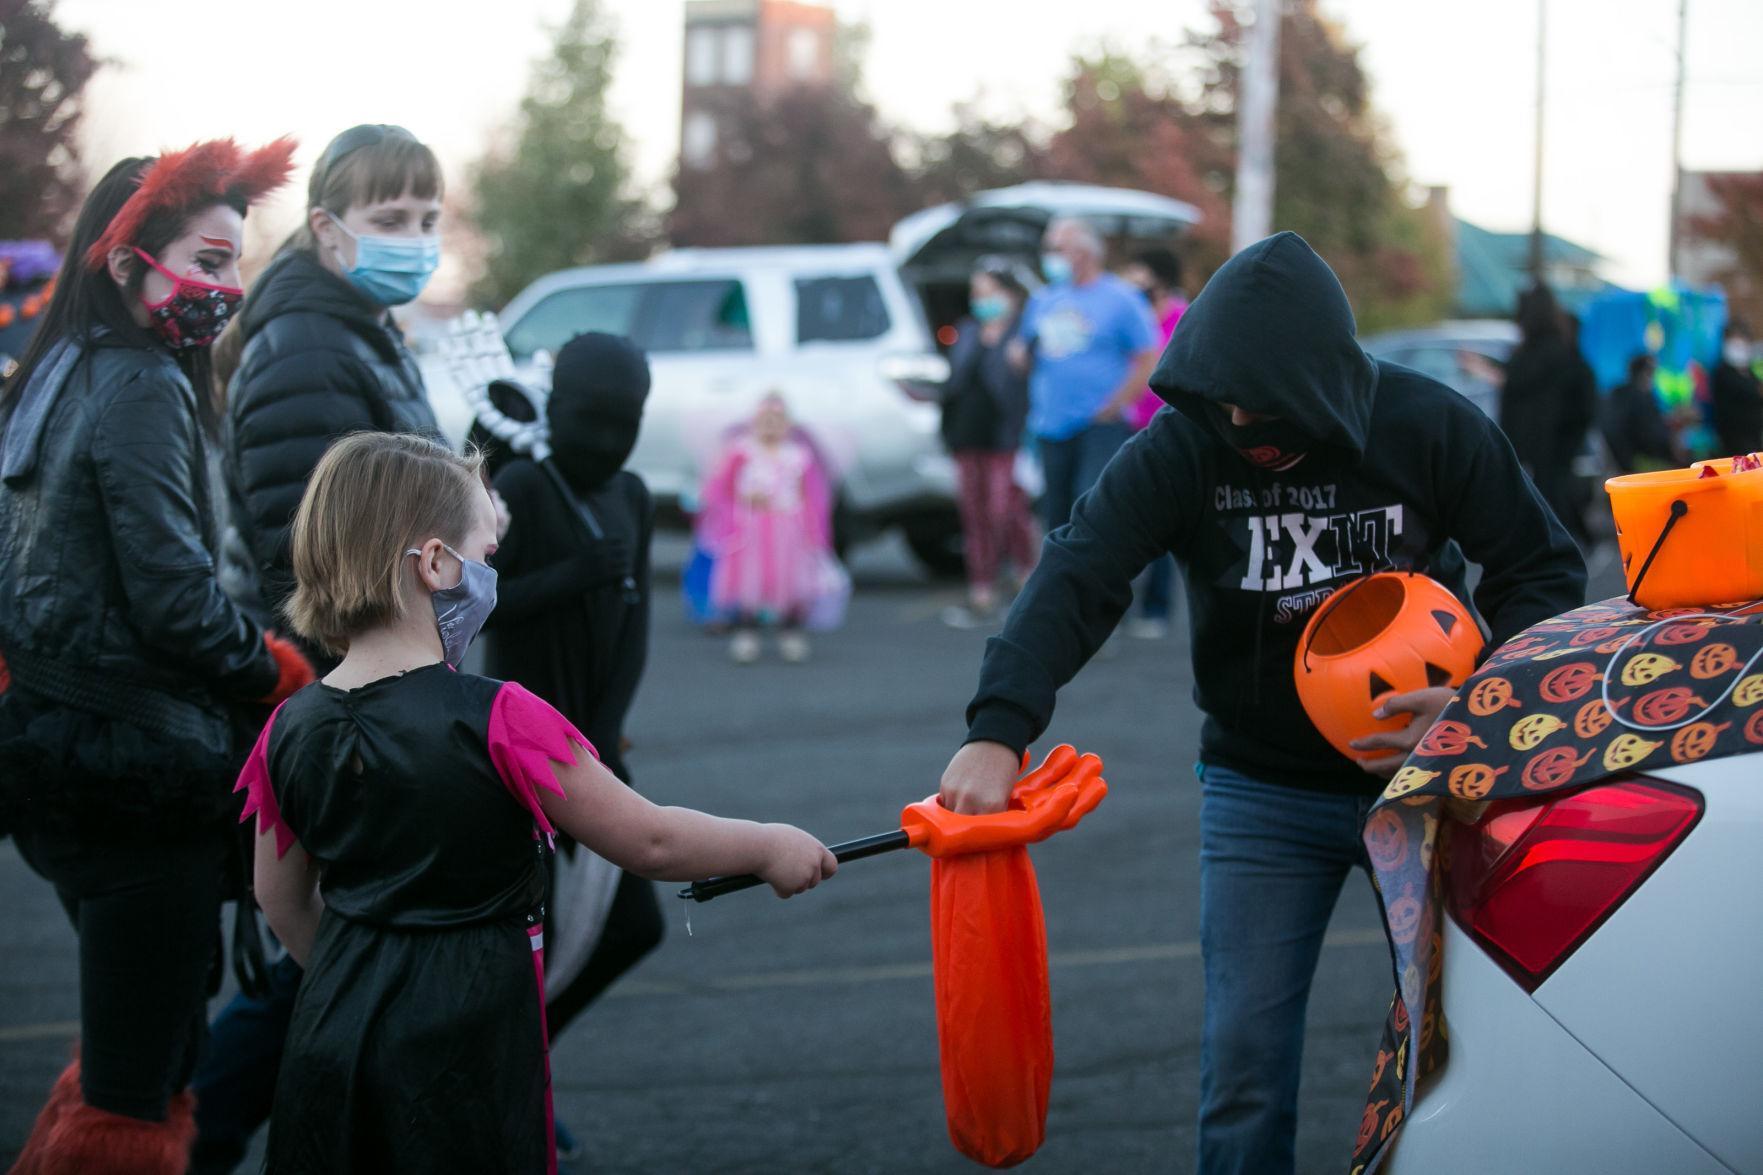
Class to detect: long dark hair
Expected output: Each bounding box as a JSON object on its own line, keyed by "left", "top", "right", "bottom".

{"left": 0, "top": 156, "right": 242, "bottom": 427}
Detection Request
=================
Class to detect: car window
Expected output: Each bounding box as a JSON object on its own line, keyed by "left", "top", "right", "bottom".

{"left": 504, "top": 284, "right": 643, "bottom": 360}
{"left": 796, "top": 275, "right": 891, "bottom": 344}
{"left": 636, "top": 279, "right": 754, "bottom": 353}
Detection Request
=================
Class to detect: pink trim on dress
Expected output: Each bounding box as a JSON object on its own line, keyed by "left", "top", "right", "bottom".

{"left": 233, "top": 700, "right": 296, "bottom": 859}
{"left": 529, "top": 923, "right": 557, "bottom": 1175}
{"left": 486, "top": 681, "right": 599, "bottom": 846}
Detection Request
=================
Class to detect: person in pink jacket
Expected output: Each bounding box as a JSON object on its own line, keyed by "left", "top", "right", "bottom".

{"left": 698, "top": 393, "right": 836, "bottom": 663}
{"left": 1121, "top": 247, "right": 1187, "bottom": 639}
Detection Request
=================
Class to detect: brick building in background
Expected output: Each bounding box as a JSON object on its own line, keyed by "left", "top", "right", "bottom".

{"left": 680, "top": 0, "right": 835, "bottom": 170}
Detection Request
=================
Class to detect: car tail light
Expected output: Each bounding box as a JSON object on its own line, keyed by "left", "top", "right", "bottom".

{"left": 1444, "top": 777, "right": 1701, "bottom": 991}
{"left": 878, "top": 353, "right": 950, "bottom": 403}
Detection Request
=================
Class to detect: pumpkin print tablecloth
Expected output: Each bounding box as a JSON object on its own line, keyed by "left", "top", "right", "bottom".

{"left": 1349, "top": 595, "right": 1763, "bottom": 1173}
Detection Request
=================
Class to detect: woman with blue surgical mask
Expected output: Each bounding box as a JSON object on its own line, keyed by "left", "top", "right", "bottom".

{"left": 200, "top": 124, "right": 449, "bottom": 1173}
{"left": 225, "top": 125, "right": 446, "bottom": 671}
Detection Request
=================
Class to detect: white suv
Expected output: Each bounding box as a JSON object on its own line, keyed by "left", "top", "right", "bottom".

{"left": 489, "top": 243, "right": 961, "bottom": 572}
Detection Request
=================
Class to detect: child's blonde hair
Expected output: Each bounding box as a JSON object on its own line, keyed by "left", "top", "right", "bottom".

{"left": 287, "top": 432, "right": 484, "bottom": 654}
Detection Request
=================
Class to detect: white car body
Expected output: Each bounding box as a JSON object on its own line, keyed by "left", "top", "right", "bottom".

{"left": 1387, "top": 752, "right": 1763, "bottom": 1174}
{"left": 473, "top": 244, "right": 958, "bottom": 559}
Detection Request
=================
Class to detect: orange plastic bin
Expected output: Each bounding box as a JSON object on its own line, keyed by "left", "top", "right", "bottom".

{"left": 1606, "top": 457, "right": 1763, "bottom": 609}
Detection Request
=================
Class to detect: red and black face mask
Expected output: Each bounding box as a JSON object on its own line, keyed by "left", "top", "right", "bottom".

{"left": 1221, "top": 414, "right": 1312, "bottom": 471}
{"left": 133, "top": 248, "right": 243, "bottom": 351}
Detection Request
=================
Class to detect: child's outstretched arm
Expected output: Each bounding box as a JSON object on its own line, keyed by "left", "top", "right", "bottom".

{"left": 539, "top": 758, "right": 836, "bottom": 898}
{"left": 254, "top": 829, "right": 325, "bottom": 965}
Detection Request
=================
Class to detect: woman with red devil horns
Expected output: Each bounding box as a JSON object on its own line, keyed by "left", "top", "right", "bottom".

{"left": 0, "top": 139, "right": 316, "bottom": 1174}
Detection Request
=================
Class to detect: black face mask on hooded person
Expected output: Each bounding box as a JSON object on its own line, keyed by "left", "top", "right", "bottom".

{"left": 546, "top": 331, "right": 652, "bottom": 491}
{"left": 1218, "top": 410, "right": 1313, "bottom": 472}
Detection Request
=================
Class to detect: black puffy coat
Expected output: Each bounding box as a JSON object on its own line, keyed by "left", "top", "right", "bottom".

{"left": 0, "top": 332, "right": 279, "bottom": 835}
{"left": 225, "top": 250, "right": 439, "bottom": 637}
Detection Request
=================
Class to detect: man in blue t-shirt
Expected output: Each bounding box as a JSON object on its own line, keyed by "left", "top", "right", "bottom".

{"left": 1014, "top": 218, "right": 1161, "bottom": 532}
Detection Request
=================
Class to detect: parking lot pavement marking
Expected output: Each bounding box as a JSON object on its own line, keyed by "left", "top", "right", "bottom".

{"left": 0, "top": 1020, "right": 79, "bottom": 1044}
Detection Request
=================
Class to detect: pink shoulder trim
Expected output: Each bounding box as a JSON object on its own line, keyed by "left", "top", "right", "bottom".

{"left": 234, "top": 700, "right": 296, "bottom": 860}
{"left": 487, "top": 681, "right": 598, "bottom": 844}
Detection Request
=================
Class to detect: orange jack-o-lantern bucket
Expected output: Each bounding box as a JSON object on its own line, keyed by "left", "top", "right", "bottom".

{"left": 1605, "top": 457, "right": 1763, "bottom": 609}
{"left": 1294, "top": 572, "right": 1484, "bottom": 762}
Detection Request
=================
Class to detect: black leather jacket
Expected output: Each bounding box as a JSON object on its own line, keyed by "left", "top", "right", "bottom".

{"left": 226, "top": 250, "right": 440, "bottom": 631}
{"left": 0, "top": 332, "right": 279, "bottom": 830}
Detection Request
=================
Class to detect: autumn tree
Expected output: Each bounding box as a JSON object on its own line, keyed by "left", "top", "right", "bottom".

{"left": 0, "top": 0, "right": 97, "bottom": 241}
{"left": 910, "top": 102, "right": 1045, "bottom": 206}
{"left": 1189, "top": 0, "right": 1451, "bottom": 328}
{"left": 1689, "top": 173, "right": 1763, "bottom": 332}
{"left": 1039, "top": 46, "right": 1235, "bottom": 276}
{"left": 470, "top": 0, "right": 652, "bottom": 307}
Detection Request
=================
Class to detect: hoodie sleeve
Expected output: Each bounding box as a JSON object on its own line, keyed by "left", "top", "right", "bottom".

{"left": 1436, "top": 402, "right": 1588, "bottom": 646}
{"left": 964, "top": 413, "right": 1205, "bottom": 753}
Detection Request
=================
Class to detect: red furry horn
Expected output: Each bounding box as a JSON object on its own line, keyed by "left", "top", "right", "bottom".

{"left": 84, "top": 136, "right": 299, "bottom": 270}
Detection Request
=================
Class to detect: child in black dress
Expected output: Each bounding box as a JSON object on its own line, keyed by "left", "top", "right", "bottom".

{"left": 238, "top": 431, "right": 835, "bottom": 1174}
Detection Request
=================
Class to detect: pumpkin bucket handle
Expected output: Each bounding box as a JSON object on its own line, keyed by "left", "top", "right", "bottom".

{"left": 1626, "top": 498, "right": 1689, "bottom": 606}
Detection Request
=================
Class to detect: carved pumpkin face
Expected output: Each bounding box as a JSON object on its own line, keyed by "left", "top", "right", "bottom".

{"left": 1382, "top": 766, "right": 1440, "bottom": 799}
{"left": 1620, "top": 653, "right": 1681, "bottom": 687}
{"left": 1539, "top": 662, "right": 1602, "bottom": 704}
{"left": 1747, "top": 709, "right": 1763, "bottom": 744}
{"left": 1734, "top": 674, "right": 1763, "bottom": 708}
{"left": 1386, "top": 893, "right": 1423, "bottom": 944}
{"left": 1393, "top": 997, "right": 1410, "bottom": 1035}
{"left": 1670, "top": 721, "right": 1730, "bottom": 763}
{"left": 1509, "top": 713, "right": 1567, "bottom": 750}
{"left": 1632, "top": 686, "right": 1708, "bottom": 726}
{"left": 1466, "top": 676, "right": 1520, "bottom": 716}
{"left": 1654, "top": 621, "right": 1715, "bottom": 645}
{"left": 1690, "top": 643, "right": 1741, "bottom": 680}
{"left": 1364, "top": 809, "right": 1410, "bottom": 870}
{"left": 1603, "top": 733, "right": 1663, "bottom": 771}
{"left": 1574, "top": 698, "right": 1615, "bottom": 740}
{"left": 1415, "top": 720, "right": 1486, "bottom": 758}
{"left": 1447, "top": 762, "right": 1506, "bottom": 800}
{"left": 1521, "top": 745, "right": 1594, "bottom": 790}
{"left": 1357, "top": 1101, "right": 1388, "bottom": 1151}
{"left": 1295, "top": 573, "right": 1485, "bottom": 761}
{"left": 1570, "top": 626, "right": 1621, "bottom": 647}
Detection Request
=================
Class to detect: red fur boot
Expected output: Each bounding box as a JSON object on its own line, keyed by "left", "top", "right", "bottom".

{"left": 10, "top": 1086, "right": 196, "bottom": 1175}
{"left": 8, "top": 1057, "right": 82, "bottom": 1173}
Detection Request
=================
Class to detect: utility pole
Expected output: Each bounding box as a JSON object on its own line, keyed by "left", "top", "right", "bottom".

{"left": 1528, "top": 0, "right": 1547, "bottom": 282}
{"left": 1667, "top": 0, "right": 1688, "bottom": 281}
{"left": 1232, "top": 0, "right": 1281, "bottom": 253}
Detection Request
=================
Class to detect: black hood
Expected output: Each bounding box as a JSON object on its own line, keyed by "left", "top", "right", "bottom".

{"left": 547, "top": 332, "right": 650, "bottom": 491}
{"left": 239, "top": 249, "right": 398, "bottom": 359}
{"left": 1149, "top": 231, "right": 1377, "bottom": 460}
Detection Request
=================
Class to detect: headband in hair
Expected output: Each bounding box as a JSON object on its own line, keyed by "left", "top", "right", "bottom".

{"left": 84, "top": 136, "right": 299, "bottom": 270}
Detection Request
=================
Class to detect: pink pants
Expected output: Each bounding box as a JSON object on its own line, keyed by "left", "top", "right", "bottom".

{"left": 953, "top": 451, "right": 1040, "bottom": 591}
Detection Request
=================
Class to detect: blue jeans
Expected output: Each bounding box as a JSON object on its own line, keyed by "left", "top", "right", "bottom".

{"left": 1197, "top": 763, "right": 1380, "bottom": 1175}
{"left": 190, "top": 953, "right": 303, "bottom": 1175}
{"left": 1035, "top": 421, "right": 1131, "bottom": 534}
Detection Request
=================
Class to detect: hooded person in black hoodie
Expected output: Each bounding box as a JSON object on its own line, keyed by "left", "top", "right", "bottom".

{"left": 482, "top": 331, "right": 664, "bottom": 1159}
{"left": 940, "top": 233, "right": 1586, "bottom": 1175}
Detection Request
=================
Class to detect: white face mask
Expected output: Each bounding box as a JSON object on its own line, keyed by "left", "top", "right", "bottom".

{"left": 1725, "top": 340, "right": 1751, "bottom": 367}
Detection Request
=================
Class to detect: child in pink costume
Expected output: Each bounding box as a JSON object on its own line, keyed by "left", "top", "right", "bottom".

{"left": 699, "top": 393, "right": 835, "bottom": 663}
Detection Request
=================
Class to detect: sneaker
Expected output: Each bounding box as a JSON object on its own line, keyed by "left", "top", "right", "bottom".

{"left": 940, "top": 604, "right": 993, "bottom": 630}
{"left": 729, "top": 630, "right": 761, "bottom": 664}
{"left": 778, "top": 631, "right": 811, "bottom": 663}
{"left": 1126, "top": 616, "right": 1170, "bottom": 640}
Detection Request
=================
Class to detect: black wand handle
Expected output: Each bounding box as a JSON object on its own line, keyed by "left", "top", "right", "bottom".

{"left": 678, "top": 829, "right": 912, "bottom": 903}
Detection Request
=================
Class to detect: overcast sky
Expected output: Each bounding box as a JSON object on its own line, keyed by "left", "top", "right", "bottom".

{"left": 53, "top": 0, "right": 1763, "bottom": 295}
